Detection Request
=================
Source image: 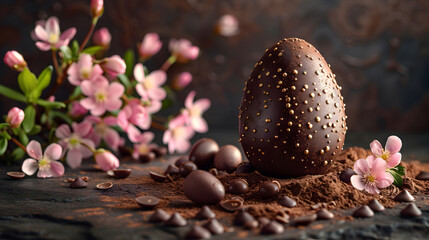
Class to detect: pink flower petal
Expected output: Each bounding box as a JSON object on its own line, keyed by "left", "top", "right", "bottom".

{"left": 26, "top": 140, "right": 43, "bottom": 160}
{"left": 194, "top": 98, "right": 211, "bottom": 112}
{"left": 22, "top": 158, "right": 38, "bottom": 176}
{"left": 34, "top": 25, "right": 48, "bottom": 42}
{"left": 364, "top": 184, "right": 379, "bottom": 194}
{"left": 385, "top": 135, "right": 402, "bottom": 154}
{"left": 133, "top": 63, "right": 145, "bottom": 82}
{"left": 37, "top": 168, "right": 52, "bottom": 178}
{"left": 59, "top": 27, "right": 76, "bottom": 41}
{"left": 49, "top": 161, "right": 65, "bottom": 177}
{"left": 174, "top": 140, "right": 191, "bottom": 153}
{"left": 35, "top": 42, "right": 52, "bottom": 51}
{"left": 376, "top": 172, "right": 394, "bottom": 188}
{"left": 353, "top": 158, "right": 370, "bottom": 176}
{"left": 149, "top": 70, "right": 167, "bottom": 85}
{"left": 104, "top": 128, "right": 120, "bottom": 150}
{"left": 80, "top": 139, "right": 95, "bottom": 158}
{"left": 366, "top": 155, "right": 376, "bottom": 167}
{"left": 107, "top": 82, "right": 125, "bottom": 99}
{"left": 185, "top": 91, "right": 196, "bottom": 109}
{"left": 163, "top": 130, "right": 172, "bottom": 145}
{"left": 135, "top": 84, "right": 148, "bottom": 99}
{"left": 371, "top": 157, "right": 388, "bottom": 176}
{"left": 73, "top": 122, "right": 92, "bottom": 138}
{"left": 147, "top": 87, "right": 166, "bottom": 100}
{"left": 140, "top": 131, "right": 155, "bottom": 144}
{"left": 350, "top": 175, "right": 365, "bottom": 190}
{"left": 105, "top": 99, "right": 123, "bottom": 112}
{"left": 55, "top": 124, "right": 71, "bottom": 138}
{"left": 127, "top": 125, "right": 142, "bottom": 143}
{"left": 46, "top": 17, "right": 60, "bottom": 37}
{"left": 104, "top": 116, "right": 117, "bottom": 126}
{"left": 387, "top": 153, "right": 401, "bottom": 168}
{"left": 90, "top": 103, "right": 107, "bottom": 116}
{"left": 44, "top": 143, "right": 62, "bottom": 161}
{"left": 81, "top": 80, "right": 96, "bottom": 96}
{"left": 370, "top": 140, "right": 383, "bottom": 156}
{"left": 66, "top": 149, "right": 83, "bottom": 169}
{"left": 191, "top": 117, "right": 208, "bottom": 133}
{"left": 80, "top": 97, "right": 96, "bottom": 110}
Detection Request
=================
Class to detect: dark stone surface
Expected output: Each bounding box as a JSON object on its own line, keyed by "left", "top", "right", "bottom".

{"left": 0, "top": 157, "right": 429, "bottom": 240}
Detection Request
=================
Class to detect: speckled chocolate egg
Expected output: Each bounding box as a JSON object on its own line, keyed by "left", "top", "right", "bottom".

{"left": 238, "top": 38, "right": 347, "bottom": 177}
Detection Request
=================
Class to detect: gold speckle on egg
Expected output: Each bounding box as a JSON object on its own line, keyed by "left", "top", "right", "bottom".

{"left": 265, "top": 118, "right": 271, "bottom": 123}
{"left": 310, "top": 93, "right": 315, "bottom": 98}
{"left": 320, "top": 150, "right": 325, "bottom": 155}
{"left": 277, "top": 68, "right": 282, "bottom": 73}
{"left": 252, "top": 129, "right": 257, "bottom": 133}
{"left": 293, "top": 70, "right": 298, "bottom": 75}
{"left": 289, "top": 110, "right": 294, "bottom": 115}
{"left": 308, "top": 134, "right": 313, "bottom": 139}
{"left": 304, "top": 150, "right": 309, "bottom": 154}
{"left": 307, "top": 122, "right": 313, "bottom": 129}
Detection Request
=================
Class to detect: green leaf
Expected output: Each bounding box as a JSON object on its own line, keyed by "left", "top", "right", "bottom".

{"left": 51, "top": 111, "right": 72, "bottom": 124}
{"left": 390, "top": 171, "right": 403, "bottom": 188}
{"left": 0, "top": 84, "right": 26, "bottom": 102}
{"left": 22, "top": 105, "right": 36, "bottom": 133}
{"left": 36, "top": 99, "right": 65, "bottom": 109}
{"left": 27, "top": 124, "right": 41, "bottom": 135}
{"left": 18, "top": 68, "right": 38, "bottom": 97}
{"left": 124, "top": 49, "right": 135, "bottom": 77}
{"left": 11, "top": 147, "right": 25, "bottom": 161}
{"left": 396, "top": 165, "right": 406, "bottom": 175}
{"left": 59, "top": 46, "right": 72, "bottom": 62}
{"left": 70, "top": 86, "right": 82, "bottom": 98}
{"left": 0, "top": 137, "right": 7, "bottom": 155}
{"left": 0, "top": 123, "right": 10, "bottom": 129}
{"left": 18, "top": 129, "right": 29, "bottom": 145}
{"left": 32, "top": 66, "right": 53, "bottom": 100}
{"left": 72, "top": 40, "right": 80, "bottom": 58}
{"left": 0, "top": 131, "right": 11, "bottom": 140}
{"left": 82, "top": 46, "right": 102, "bottom": 55}
{"left": 117, "top": 74, "right": 132, "bottom": 90}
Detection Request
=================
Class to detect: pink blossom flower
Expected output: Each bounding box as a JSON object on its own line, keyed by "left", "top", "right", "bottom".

{"left": 69, "top": 101, "right": 88, "bottom": 117}
{"left": 169, "top": 39, "right": 199, "bottom": 63}
{"left": 215, "top": 14, "right": 239, "bottom": 37}
{"left": 67, "top": 54, "right": 103, "bottom": 86}
{"left": 80, "top": 75, "right": 124, "bottom": 116}
{"left": 34, "top": 16, "right": 76, "bottom": 51}
{"left": 183, "top": 91, "right": 211, "bottom": 133}
{"left": 117, "top": 99, "right": 151, "bottom": 143}
{"left": 100, "top": 55, "right": 126, "bottom": 78}
{"left": 132, "top": 132, "right": 156, "bottom": 159}
{"left": 85, "top": 116, "right": 122, "bottom": 151}
{"left": 172, "top": 72, "right": 192, "bottom": 90}
{"left": 163, "top": 114, "right": 194, "bottom": 154}
{"left": 94, "top": 149, "right": 119, "bottom": 171}
{"left": 3, "top": 51, "right": 27, "bottom": 72}
{"left": 369, "top": 135, "right": 402, "bottom": 168}
{"left": 141, "top": 97, "right": 162, "bottom": 114}
{"left": 90, "top": 0, "right": 104, "bottom": 18}
{"left": 351, "top": 156, "right": 394, "bottom": 194}
{"left": 6, "top": 107, "right": 24, "bottom": 128}
{"left": 93, "top": 27, "right": 111, "bottom": 47}
{"left": 134, "top": 63, "right": 167, "bottom": 101}
{"left": 22, "top": 140, "right": 64, "bottom": 178}
{"left": 138, "top": 33, "right": 162, "bottom": 59}
{"left": 56, "top": 122, "right": 95, "bottom": 169}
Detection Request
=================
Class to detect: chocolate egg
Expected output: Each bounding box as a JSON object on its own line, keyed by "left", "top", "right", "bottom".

{"left": 238, "top": 38, "right": 347, "bottom": 177}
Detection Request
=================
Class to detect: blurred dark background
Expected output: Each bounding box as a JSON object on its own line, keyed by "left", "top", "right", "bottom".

{"left": 1, "top": 0, "right": 429, "bottom": 159}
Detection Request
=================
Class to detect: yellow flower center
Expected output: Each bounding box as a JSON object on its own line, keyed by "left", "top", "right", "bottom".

{"left": 367, "top": 175, "right": 375, "bottom": 182}
{"left": 80, "top": 68, "right": 91, "bottom": 79}
{"left": 173, "top": 126, "right": 186, "bottom": 139}
{"left": 69, "top": 136, "right": 80, "bottom": 147}
{"left": 380, "top": 149, "right": 390, "bottom": 161}
{"left": 143, "top": 79, "right": 154, "bottom": 90}
{"left": 48, "top": 33, "right": 59, "bottom": 44}
{"left": 39, "top": 157, "right": 51, "bottom": 170}
{"left": 95, "top": 92, "right": 106, "bottom": 103}
{"left": 138, "top": 144, "right": 150, "bottom": 154}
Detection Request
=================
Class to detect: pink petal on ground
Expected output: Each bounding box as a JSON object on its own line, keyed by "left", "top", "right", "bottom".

{"left": 191, "top": 117, "right": 208, "bottom": 133}
{"left": 350, "top": 175, "right": 365, "bottom": 190}
{"left": 55, "top": 124, "right": 71, "bottom": 138}
{"left": 66, "top": 149, "right": 83, "bottom": 169}
{"left": 353, "top": 158, "right": 370, "bottom": 176}
{"left": 133, "top": 63, "right": 145, "bottom": 82}
{"left": 26, "top": 140, "right": 43, "bottom": 160}
{"left": 59, "top": 27, "right": 76, "bottom": 41}
{"left": 385, "top": 135, "right": 402, "bottom": 154}
{"left": 49, "top": 161, "right": 65, "bottom": 177}
{"left": 37, "top": 168, "right": 52, "bottom": 178}
{"left": 387, "top": 153, "right": 402, "bottom": 168}
{"left": 35, "top": 42, "right": 52, "bottom": 51}
{"left": 34, "top": 25, "right": 48, "bottom": 42}
{"left": 21, "top": 158, "right": 39, "bottom": 176}
{"left": 376, "top": 172, "right": 394, "bottom": 188}
{"left": 370, "top": 140, "right": 383, "bottom": 156}
{"left": 149, "top": 70, "right": 167, "bottom": 85}
{"left": 107, "top": 82, "right": 125, "bottom": 99}
{"left": 44, "top": 143, "right": 62, "bottom": 161}
{"left": 185, "top": 91, "right": 196, "bottom": 109}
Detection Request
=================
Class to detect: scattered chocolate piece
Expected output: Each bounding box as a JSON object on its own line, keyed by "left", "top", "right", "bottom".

{"left": 106, "top": 170, "right": 115, "bottom": 177}
{"left": 214, "top": 145, "right": 242, "bottom": 172}
{"left": 339, "top": 168, "right": 357, "bottom": 184}
{"left": 209, "top": 168, "right": 218, "bottom": 176}
{"left": 149, "top": 209, "right": 171, "bottom": 222}
{"left": 185, "top": 225, "right": 211, "bottom": 239}
{"left": 179, "top": 161, "right": 198, "bottom": 178}
{"left": 292, "top": 214, "right": 317, "bottom": 226}
{"left": 278, "top": 196, "right": 296, "bottom": 208}
{"left": 352, "top": 205, "right": 374, "bottom": 218}
{"left": 227, "top": 179, "right": 249, "bottom": 195}
{"left": 203, "top": 219, "right": 224, "bottom": 235}
{"left": 175, "top": 156, "right": 188, "bottom": 167}
{"left": 217, "top": 171, "right": 229, "bottom": 176}
{"left": 243, "top": 219, "right": 259, "bottom": 229}
{"left": 183, "top": 170, "right": 225, "bottom": 205}
{"left": 234, "top": 211, "right": 255, "bottom": 226}
{"left": 235, "top": 162, "right": 255, "bottom": 174}
{"left": 164, "top": 165, "right": 180, "bottom": 176}
{"left": 136, "top": 196, "right": 160, "bottom": 208}
{"left": 81, "top": 176, "right": 90, "bottom": 182}
{"left": 260, "top": 221, "right": 284, "bottom": 235}
{"left": 70, "top": 177, "right": 88, "bottom": 188}
{"left": 393, "top": 189, "right": 415, "bottom": 202}
{"left": 400, "top": 203, "right": 422, "bottom": 217}
{"left": 310, "top": 203, "right": 323, "bottom": 210}
{"left": 139, "top": 152, "right": 156, "bottom": 163}
{"left": 368, "top": 199, "right": 385, "bottom": 212}
{"left": 149, "top": 171, "right": 167, "bottom": 182}
{"left": 152, "top": 146, "right": 167, "bottom": 158}
{"left": 6, "top": 171, "right": 25, "bottom": 179}
{"left": 220, "top": 199, "right": 243, "bottom": 212}
{"left": 189, "top": 138, "right": 219, "bottom": 170}
{"left": 113, "top": 169, "right": 132, "bottom": 179}
{"left": 231, "top": 196, "right": 245, "bottom": 203}
{"left": 415, "top": 171, "right": 429, "bottom": 180}
{"left": 258, "top": 217, "right": 270, "bottom": 227}
{"left": 96, "top": 182, "right": 113, "bottom": 190}
{"left": 316, "top": 208, "right": 334, "bottom": 220}
{"left": 195, "top": 206, "right": 216, "bottom": 219}
{"left": 275, "top": 209, "right": 290, "bottom": 224}
{"left": 259, "top": 181, "right": 281, "bottom": 198}
{"left": 165, "top": 212, "right": 187, "bottom": 227}
{"left": 65, "top": 178, "right": 75, "bottom": 183}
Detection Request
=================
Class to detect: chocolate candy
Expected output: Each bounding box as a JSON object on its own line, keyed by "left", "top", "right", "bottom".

{"left": 400, "top": 203, "right": 422, "bottom": 217}
{"left": 316, "top": 208, "right": 334, "bottom": 220}
{"left": 6, "top": 171, "right": 25, "bottom": 179}
{"left": 185, "top": 225, "right": 211, "bottom": 239}
{"left": 113, "top": 169, "right": 131, "bottom": 179}
{"left": 220, "top": 198, "right": 243, "bottom": 212}
{"left": 235, "top": 162, "right": 255, "bottom": 174}
{"left": 239, "top": 38, "right": 346, "bottom": 177}
{"left": 203, "top": 219, "right": 224, "bottom": 235}
{"left": 368, "top": 199, "right": 385, "bottom": 212}
{"left": 260, "top": 221, "right": 284, "bottom": 235}
{"left": 70, "top": 177, "right": 88, "bottom": 188}
{"left": 259, "top": 181, "right": 281, "bottom": 198}
{"left": 258, "top": 217, "right": 270, "bottom": 227}
{"left": 164, "top": 164, "right": 180, "bottom": 176}
{"left": 275, "top": 210, "right": 290, "bottom": 224}
{"left": 165, "top": 212, "right": 187, "bottom": 227}
{"left": 183, "top": 170, "right": 225, "bottom": 205}
{"left": 139, "top": 152, "right": 156, "bottom": 163}
{"left": 195, "top": 206, "right": 216, "bottom": 219}
{"left": 189, "top": 138, "right": 219, "bottom": 170}
{"left": 152, "top": 146, "right": 167, "bottom": 158}
{"left": 292, "top": 214, "right": 317, "bottom": 226}
{"left": 339, "top": 168, "right": 357, "bottom": 184}
{"left": 278, "top": 196, "right": 296, "bottom": 208}
{"left": 96, "top": 182, "right": 113, "bottom": 190}
{"left": 149, "top": 209, "right": 171, "bottom": 222}
{"left": 243, "top": 219, "right": 259, "bottom": 229}
{"left": 227, "top": 179, "right": 249, "bottom": 195}
{"left": 393, "top": 189, "right": 415, "bottom": 202}
{"left": 136, "top": 196, "right": 160, "bottom": 208}
{"left": 179, "top": 161, "right": 198, "bottom": 178}
{"left": 415, "top": 171, "right": 429, "bottom": 180}
{"left": 352, "top": 205, "right": 374, "bottom": 218}
{"left": 149, "top": 171, "right": 167, "bottom": 182}
{"left": 234, "top": 211, "right": 255, "bottom": 226}
{"left": 214, "top": 145, "right": 242, "bottom": 172}
{"left": 175, "top": 156, "right": 188, "bottom": 167}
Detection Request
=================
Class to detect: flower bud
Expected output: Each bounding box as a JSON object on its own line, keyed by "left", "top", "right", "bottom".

{"left": 70, "top": 101, "right": 88, "bottom": 117}
{"left": 4, "top": 51, "right": 27, "bottom": 72}
{"left": 172, "top": 72, "right": 192, "bottom": 90}
{"left": 94, "top": 149, "right": 120, "bottom": 171}
{"left": 215, "top": 14, "right": 239, "bottom": 37}
{"left": 90, "top": 0, "right": 104, "bottom": 18}
{"left": 169, "top": 39, "right": 199, "bottom": 63}
{"left": 6, "top": 107, "right": 25, "bottom": 128}
{"left": 100, "top": 55, "right": 126, "bottom": 78}
{"left": 93, "top": 27, "right": 111, "bottom": 48}
{"left": 138, "top": 33, "right": 162, "bottom": 59}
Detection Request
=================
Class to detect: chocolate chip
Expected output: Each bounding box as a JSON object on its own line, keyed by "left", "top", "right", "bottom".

{"left": 149, "top": 171, "right": 167, "bottom": 182}
{"left": 393, "top": 189, "right": 415, "bottom": 202}
{"left": 368, "top": 199, "right": 385, "bottom": 212}
{"left": 113, "top": 169, "right": 132, "bottom": 179}
{"left": 400, "top": 203, "right": 422, "bottom": 217}
{"left": 106, "top": 170, "right": 115, "bottom": 177}
{"left": 278, "top": 196, "right": 296, "bottom": 208}
{"left": 6, "top": 171, "right": 25, "bottom": 179}
{"left": 96, "top": 182, "right": 113, "bottom": 190}
{"left": 179, "top": 161, "right": 198, "bottom": 178}
{"left": 175, "top": 156, "right": 188, "bottom": 167}
{"left": 149, "top": 209, "right": 171, "bottom": 222}
{"left": 139, "top": 152, "right": 156, "bottom": 163}
{"left": 243, "top": 219, "right": 259, "bottom": 229}
{"left": 235, "top": 162, "right": 255, "bottom": 174}
{"left": 209, "top": 168, "right": 218, "bottom": 176}
{"left": 292, "top": 214, "right": 317, "bottom": 226}
{"left": 214, "top": 145, "right": 242, "bottom": 172}
{"left": 164, "top": 164, "right": 180, "bottom": 176}
{"left": 195, "top": 206, "right": 216, "bottom": 219}
{"left": 152, "top": 146, "right": 167, "bottom": 158}
{"left": 275, "top": 210, "right": 290, "bottom": 224}
{"left": 259, "top": 181, "right": 281, "bottom": 198}
{"left": 203, "top": 219, "right": 224, "bottom": 235}
{"left": 70, "top": 177, "right": 88, "bottom": 188}
{"left": 258, "top": 217, "right": 270, "bottom": 227}
{"left": 234, "top": 211, "right": 255, "bottom": 226}
{"left": 185, "top": 225, "right": 211, "bottom": 239}
{"left": 189, "top": 138, "right": 219, "bottom": 170}
{"left": 415, "top": 171, "right": 429, "bottom": 180}
{"left": 316, "top": 208, "right": 334, "bottom": 220}
{"left": 227, "top": 179, "right": 249, "bottom": 195}
{"left": 183, "top": 170, "right": 225, "bottom": 205}
{"left": 220, "top": 199, "right": 243, "bottom": 212}
{"left": 352, "top": 205, "right": 374, "bottom": 218}
{"left": 136, "top": 196, "right": 160, "bottom": 208}
{"left": 339, "top": 168, "right": 356, "bottom": 184}
{"left": 260, "top": 221, "right": 284, "bottom": 235}
{"left": 165, "top": 212, "right": 187, "bottom": 227}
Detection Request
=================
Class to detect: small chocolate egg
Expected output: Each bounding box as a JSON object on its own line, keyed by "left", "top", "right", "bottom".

{"left": 239, "top": 38, "right": 347, "bottom": 177}
{"left": 183, "top": 170, "right": 225, "bottom": 205}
